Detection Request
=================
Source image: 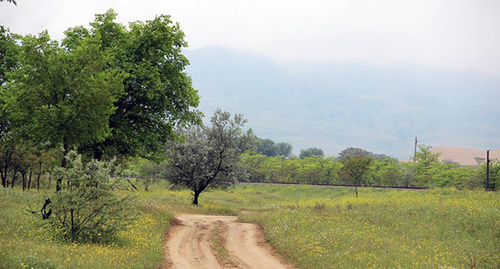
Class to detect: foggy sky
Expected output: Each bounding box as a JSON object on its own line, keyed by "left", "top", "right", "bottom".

{"left": 1, "top": 0, "right": 499, "bottom": 76}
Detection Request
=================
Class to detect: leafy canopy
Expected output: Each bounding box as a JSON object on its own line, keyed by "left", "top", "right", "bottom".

{"left": 63, "top": 9, "right": 202, "bottom": 160}
{"left": 2, "top": 31, "right": 123, "bottom": 154}
{"left": 0, "top": 9, "right": 201, "bottom": 163}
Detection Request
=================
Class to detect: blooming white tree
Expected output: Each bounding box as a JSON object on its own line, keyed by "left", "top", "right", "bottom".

{"left": 165, "top": 110, "right": 256, "bottom": 205}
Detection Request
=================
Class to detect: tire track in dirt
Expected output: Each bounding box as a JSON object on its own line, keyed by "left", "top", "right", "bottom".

{"left": 163, "top": 214, "right": 294, "bottom": 269}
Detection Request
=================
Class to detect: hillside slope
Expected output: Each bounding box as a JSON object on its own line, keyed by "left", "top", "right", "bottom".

{"left": 184, "top": 46, "right": 500, "bottom": 159}
{"left": 432, "top": 146, "right": 500, "bottom": 166}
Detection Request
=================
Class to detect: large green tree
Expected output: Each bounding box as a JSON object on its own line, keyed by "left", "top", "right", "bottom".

{"left": 165, "top": 110, "right": 256, "bottom": 205}
{"left": 1, "top": 31, "right": 123, "bottom": 190}
{"left": 63, "top": 10, "right": 201, "bottom": 161}
{"left": 2, "top": 31, "right": 123, "bottom": 161}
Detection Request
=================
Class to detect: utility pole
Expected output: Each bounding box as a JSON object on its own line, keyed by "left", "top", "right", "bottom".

{"left": 486, "top": 150, "right": 490, "bottom": 191}
{"left": 413, "top": 136, "right": 418, "bottom": 163}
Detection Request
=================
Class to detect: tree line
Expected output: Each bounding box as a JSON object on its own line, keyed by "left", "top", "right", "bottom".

{"left": 241, "top": 145, "right": 492, "bottom": 190}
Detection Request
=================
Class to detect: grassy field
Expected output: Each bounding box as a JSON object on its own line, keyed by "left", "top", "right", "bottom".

{"left": 0, "top": 184, "right": 174, "bottom": 269}
{"left": 0, "top": 182, "right": 498, "bottom": 268}
{"left": 239, "top": 186, "right": 499, "bottom": 268}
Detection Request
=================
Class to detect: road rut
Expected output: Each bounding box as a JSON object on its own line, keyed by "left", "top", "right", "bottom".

{"left": 163, "top": 214, "right": 294, "bottom": 269}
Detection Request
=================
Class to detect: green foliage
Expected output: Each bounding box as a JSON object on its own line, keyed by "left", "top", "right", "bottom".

{"left": 165, "top": 110, "right": 256, "bottom": 205}
{"left": 63, "top": 9, "right": 202, "bottom": 161}
{"left": 339, "top": 156, "right": 374, "bottom": 197}
{"left": 478, "top": 159, "right": 500, "bottom": 191}
{"left": 276, "top": 142, "right": 293, "bottom": 157}
{"left": 242, "top": 154, "right": 342, "bottom": 184}
{"left": 256, "top": 138, "right": 293, "bottom": 157}
{"left": 337, "top": 147, "right": 372, "bottom": 161}
{"left": 0, "top": 26, "right": 19, "bottom": 86}
{"left": 256, "top": 138, "right": 278, "bottom": 157}
{"left": 243, "top": 147, "right": 484, "bottom": 189}
{"left": 0, "top": 10, "right": 201, "bottom": 166}
{"left": 416, "top": 144, "right": 441, "bottom": 167}
{"left": 49, "top": 151, "right": 132, "bottom": 243}
{"left": 488, "top": 160, "right": 500, "bottom": 190}
{"left": 337, "top": 147, "right": 392, "bottom": 162}
{"left": 2, "top": 30, "right": 123, "bottom": 156}
{"left": 299, "top": 147, "right": 324, "bottom": 159}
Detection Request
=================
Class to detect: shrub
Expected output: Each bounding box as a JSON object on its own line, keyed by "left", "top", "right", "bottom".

{"left": 48, "top": 151, "right": 132, "bottom": 243}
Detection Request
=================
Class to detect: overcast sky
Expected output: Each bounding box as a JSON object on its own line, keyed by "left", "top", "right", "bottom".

{"left": 1, "top": 0, "right": 500, "bottom": 76}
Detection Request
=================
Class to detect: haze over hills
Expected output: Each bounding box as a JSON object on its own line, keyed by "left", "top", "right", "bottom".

{"left": 184, "top": 46, "right": 500, "bottom": 160}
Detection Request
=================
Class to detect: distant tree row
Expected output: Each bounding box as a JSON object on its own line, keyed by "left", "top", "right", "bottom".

{"left": 240, "top": 144, "right": 491, "bottom": 189}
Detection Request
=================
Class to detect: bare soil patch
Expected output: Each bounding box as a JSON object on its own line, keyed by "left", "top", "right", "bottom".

{"left": 163, "top": 214, "right": 294, "bottom": 269}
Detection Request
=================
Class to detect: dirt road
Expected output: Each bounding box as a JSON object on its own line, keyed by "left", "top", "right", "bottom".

{"left": 163, "top": 214, "right": 294, "bottom": 269}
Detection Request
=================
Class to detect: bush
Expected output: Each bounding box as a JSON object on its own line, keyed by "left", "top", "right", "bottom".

{"left": 48, "top": 151, "right": 133, "bottom": 243}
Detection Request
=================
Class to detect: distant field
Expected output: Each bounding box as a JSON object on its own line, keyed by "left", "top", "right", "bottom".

{"left": 1, "top": 182, "right": 498, "bottom": 268}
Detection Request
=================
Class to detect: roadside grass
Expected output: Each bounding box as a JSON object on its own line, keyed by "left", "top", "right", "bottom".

{"left": 0, "top": 187, "right": 173, "bottom": 269}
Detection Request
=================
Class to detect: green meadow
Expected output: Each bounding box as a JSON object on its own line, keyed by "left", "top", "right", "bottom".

{"left": 1, "top": 183, "right": 498, "bottom": 268}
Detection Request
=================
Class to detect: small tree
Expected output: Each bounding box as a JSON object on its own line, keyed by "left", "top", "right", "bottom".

{"left": 415, "top": 144, "right": 441, "bottom": 167}
{"left": 339, "top": 156, "right": 374, "bottom": 198}
{"left": 415, "top": 144, "right": 441, "bottom": 185}
{"left": 165, "top": 110, "right": 255, "bottom": 205}
{"left": 49, "top": 151, "right": 131, "bottom": 243}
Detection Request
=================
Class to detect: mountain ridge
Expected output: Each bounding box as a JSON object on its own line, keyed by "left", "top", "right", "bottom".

{"left": 184, "top": 46, "right": 500, "bottom": 160}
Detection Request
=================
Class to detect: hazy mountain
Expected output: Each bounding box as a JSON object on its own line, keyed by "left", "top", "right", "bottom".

{"left": 184, "top": 46, "right": 500, "bottom": 160}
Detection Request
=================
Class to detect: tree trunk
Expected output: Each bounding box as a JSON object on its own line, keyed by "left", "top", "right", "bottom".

{"left": 57, "top": 143, "right": 69, "bottom": 192}
{"left": 27, "top": 169, "right": 32, "bottom": 191}
{"left": 22, "top": 172, "right": 26, "bottom": 191}
{"left": 192, "top": 191, "right": 201, "bottom": 205}
{"left": 1, "top": 171, "right": 6, "bottom": 188}
{"left": 70, "top": 209, "right": 75, "bottom": 242}
{"left": 355, "top": 186, "right": 358, "bottom": 198}
{"left": 36, "top": 161, "right": 42, "bottom": 190}
{"left": 11, "top": 170, "right": 17, "bottom": 188}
